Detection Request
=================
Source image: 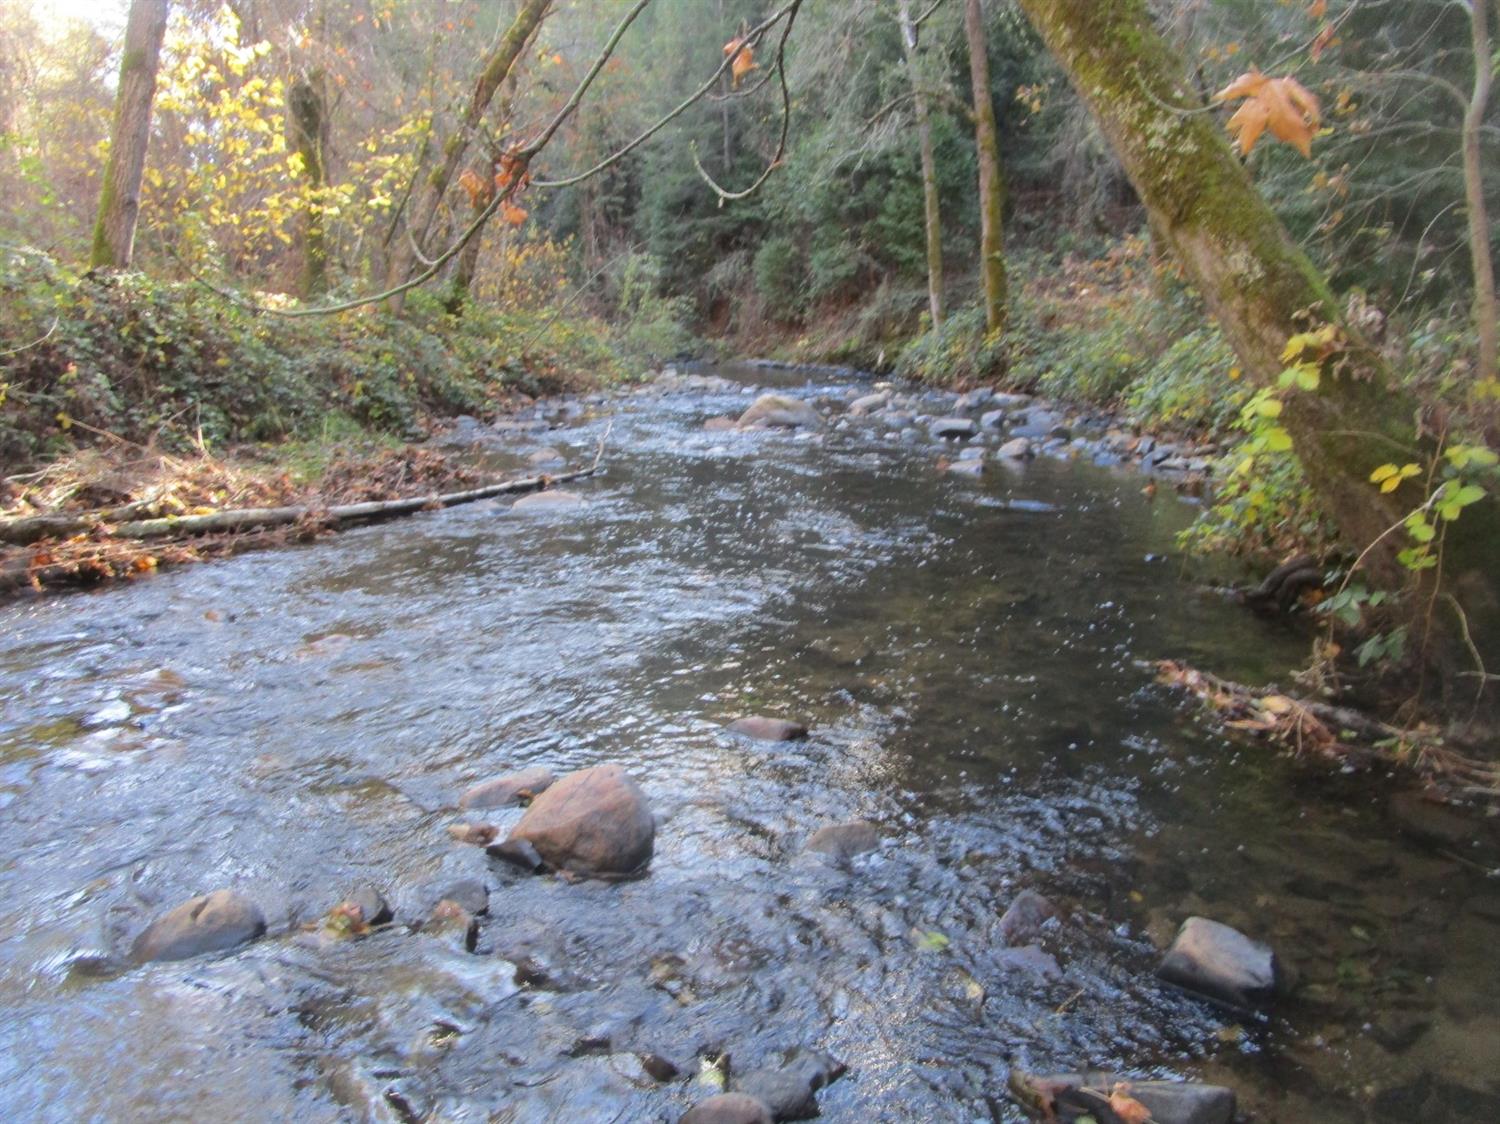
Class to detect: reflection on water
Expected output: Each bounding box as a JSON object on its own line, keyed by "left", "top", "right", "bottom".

{"left": 0, "top": 363, "right": 1496, "bottom": 1122}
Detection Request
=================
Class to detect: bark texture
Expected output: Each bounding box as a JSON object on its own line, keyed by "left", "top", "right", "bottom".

{"left": 386, "top": 0, "right": 551, "bottom": 312}
{"left": 899, "top": 0, "right": 944, "bottom": 328}
{"left": 288, "top": 72, "right": 329, "bottom": 298}
{"left": 89, "top": 0, "right": 169, "bottom": 270}
{"left": 1463, "top": 0, "right": 1496, "bottom": 381}
{"left": 964, "top": 0, "right": 1008, "bottom": 337}
{"left": 1014, "top": 0, "right": 1500, "bottom": 668}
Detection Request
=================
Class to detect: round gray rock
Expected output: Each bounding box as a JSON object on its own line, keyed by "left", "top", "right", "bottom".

{"left": 1157, "top": 916, "right": 1282, "bottom": 1010}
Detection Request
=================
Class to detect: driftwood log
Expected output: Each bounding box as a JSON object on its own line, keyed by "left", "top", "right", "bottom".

{"left": 1, "top": 466, "right": 597, "bottom": 546}
{"left": 1154, "top": 659, "right": 1500, "bottom": 798}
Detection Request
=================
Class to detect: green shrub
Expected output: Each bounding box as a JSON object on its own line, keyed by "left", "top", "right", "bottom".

{"left": 753, "top": 237, "right": 805, "bottom": 322}
{"left": 1127, "top": 326, "right": 1247, "bottom": 435}
{"left": 895, "top": 305, "right": 1006, "bottom": 386}
{"left": 0, "top": 249, "right": 625, "bottom": 467}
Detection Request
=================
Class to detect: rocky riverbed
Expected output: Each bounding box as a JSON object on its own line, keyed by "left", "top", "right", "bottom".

{"left": 1, "top": 361, "right": 1496, "bottom": 1121}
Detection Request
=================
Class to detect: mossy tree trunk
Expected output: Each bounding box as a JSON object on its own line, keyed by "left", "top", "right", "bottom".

{"left": 1014, "top": 0, "right": 1500, "bottom": 666}
{"left": 1462, "top": 0, "right": 1496, "bottom": 382}
{"left": 288, "top": 71, "right": 329, "bottom": 299}
{"left": 386, "top": 0, "right": 552, "bottom": 314}
{"left": 964, "top": 0, "right": 1008, "bottom": 338}
{"left": 898, "top": 0, "right": 944, "bottom": 329}
{"left": 89, "top": 0, "right": 169, "bottom": 270}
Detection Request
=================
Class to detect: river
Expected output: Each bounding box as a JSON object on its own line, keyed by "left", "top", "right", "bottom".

{"left": 0, "top": 362, "right": 1496, "bottom": 1122}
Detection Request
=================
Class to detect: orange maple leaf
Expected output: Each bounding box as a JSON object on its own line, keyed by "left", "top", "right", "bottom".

{"left": 1215, "top": 69, "right": 1322, "bottom": 158}
{"left": 500, "top": 201, "right": 528, "bottom": 226}
{"left": 723, "top": 37, "right": 756, "bottom": 88}
{"left": 458, "top": 167, "right": 491, "bottom": 210}
{"left": 1108, "top": 1084, "right": 1155, "bottom": 1124}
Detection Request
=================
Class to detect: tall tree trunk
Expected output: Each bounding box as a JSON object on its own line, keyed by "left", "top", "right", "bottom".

{"left": 288, "top": 71, "right": 329, "bottom": 299}
{"left": 898, "top": 0, "right": 944, "bottom": 328}
{"left": 385, "top": 0, "right": 552, "bottom": 313}
{"left": 1014, "top": 0, "right": 1500, "bottom": 666}
{"left": 89, "top": 0, "right": 169, "bottom": 270}
{"left": 1463, "top": 0, "right": 1497, "bottom": 382}
{"left": 963, "top": 0, "right": 1007, "bottom": 338}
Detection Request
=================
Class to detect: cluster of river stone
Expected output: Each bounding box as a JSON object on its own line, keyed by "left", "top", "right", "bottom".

{"left": 128, "top": 706, "right": 1283, "bottom": 1124}
{"left": 668, "top": 366, "right": 1222, "bottom": 486}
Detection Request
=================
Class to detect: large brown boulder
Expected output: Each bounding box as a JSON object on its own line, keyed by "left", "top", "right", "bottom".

{"left": 506, "top": 764, "right": 654, "bottom": 876}
{"left": 130, "top": 889, "right": 266, "bottom": 964}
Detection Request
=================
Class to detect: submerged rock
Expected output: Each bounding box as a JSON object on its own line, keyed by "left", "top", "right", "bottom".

{"left": 1156, "top": 916, "right": 1282, "bottom": 1010}
{"left": 347, "top": 885, "right": 394, "bottom": 927}
{"left": 998, "top": 889, "right": 1058, "bottom": 946}
{"left": 422, "top": 900, "right": 478, "bottom": 953}
{"left": 737, "top": 394, "right": 823, "bottom": 430}
{"left": 996, "top": 944, "right": 1062, "bottom": 982}
{"left": 511, "top": 489, "right": 583, "bottom": 512}
{"left": 459, "top": 766, "right": 556, "bottom": 811}
{"left": 506, "top": 764, "right": 655, "bottom": 876}
{"left": 527, "top": 447, "right": 566, "bottom": 467}
{"left": 681, "top": 1093, "right": 774, "bottom": 1124}
{"left": 804, "top": 820, "right": 881, "bottom": 861}
{"left": 727, "top": 716, "right": 808, "bottom": 742}
{"left": 435, "top": 878, "right": 489, "bottom": 917}
{"left": 1024, "top": 1073, "right": 1235, "bottom": 1124}
{"left": 734, "top": 1047, "right": 848, "bottom": 1121}
{"left": 130, "top": 889, "right": 267, "bottom": 964}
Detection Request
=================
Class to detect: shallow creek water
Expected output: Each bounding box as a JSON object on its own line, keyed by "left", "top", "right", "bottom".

{"left": 1, "top": 363, "right": 1497, "bottom": 1122}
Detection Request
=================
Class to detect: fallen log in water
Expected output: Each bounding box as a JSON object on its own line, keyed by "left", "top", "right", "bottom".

{"left": 108, "top": 464, "right": 600, "bottom": 540}
{"left": 2, "top": 430, "right": 610, "bottom": 595}
{"left": 1154, "top": 659, "right": 1500, "bottom": 799}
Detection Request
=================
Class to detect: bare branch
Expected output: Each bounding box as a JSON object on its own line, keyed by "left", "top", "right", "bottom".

{"left": 531, "top": 0, "right": 803, "bottom": 189}
{"left": 691, "top": 0, "right": 804, "bottom": 203}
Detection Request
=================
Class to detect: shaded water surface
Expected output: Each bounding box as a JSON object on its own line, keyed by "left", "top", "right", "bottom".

{"left": 1, "top": 363, "right": 1497, "bottom": 1122}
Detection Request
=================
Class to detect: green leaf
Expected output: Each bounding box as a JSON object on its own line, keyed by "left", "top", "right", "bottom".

{"left": 915, "top": 930, "right": 950, "bottom": 952}
{"left": 1265, "top": 426, "right": 1295, "bottom": 452}
{"left": 1252, "top": 396, "right": 1284, "bottom": 419}
{"left": 1405, "top": 515, "right": 1435, "bottom": 543}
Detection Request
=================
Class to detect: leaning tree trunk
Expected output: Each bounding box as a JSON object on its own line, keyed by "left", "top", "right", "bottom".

{"left": 1462, "top": 0, "right": 1497, "bottom": 382}
{"left": 89, "top": 0, "right": 169, "bottom": 270}
{"left": 963, "top": 0, "right": 1008, "bottom": 338}
{"left": 385, "top": 0, "right": 552, "bottom": 314}
{"left": 898, "top": 0, "right": 944, "bottom": 328}
{"left": 1014, "top": 0, "right": 1500, "bottom": 667}
{"left": 288, "top": 71, "right": 330, "bottom": 299}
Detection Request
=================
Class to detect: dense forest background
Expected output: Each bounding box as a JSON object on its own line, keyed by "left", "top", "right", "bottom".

{"left": 2, "top": 0, "right": 1498, "bottom": 669}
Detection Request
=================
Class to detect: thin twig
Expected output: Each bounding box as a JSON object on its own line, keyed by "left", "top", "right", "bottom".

{"left": 691, "top": 1, "right": 802, "bottom": 203}
{"left": 0, "top": 316, "right": 60, "bottom": 358}
{"left": 530, "top": 0, "right": 802, "bottom": 189}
